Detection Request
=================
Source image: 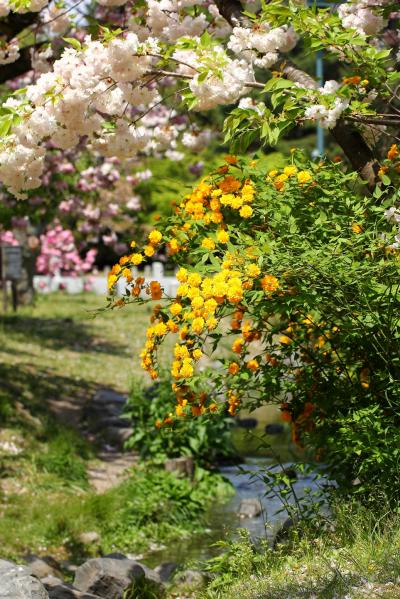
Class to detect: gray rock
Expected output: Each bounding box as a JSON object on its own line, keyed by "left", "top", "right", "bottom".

{"left": 236, "top": 418, "right": 258, "bottom": 429}
{"left": 0, "top": 559, "right": 49, "bottom": 599}
{"left": 265, "top": 423, "right": 284, "bottom": 435}
{"left": 154, "top": 562, "right": 178, "bottom": 582}
{"left": 93, "top": 390, "right": 126, "bottom": 405}
{"left": 78, "top": 532, "right": 101, "bottom": 546}
{"left": 73, "top": 557, "right": 164, "bottom": 599}
{"left": 164, "top": 456, "right": 194, "bottom": 479}
{"left": 238, "top": 498, "right": 263, "bottom": 518}
{"left": 46, "top": 582, "right": 102, "bottom": 599}
{"left": 41, "top": 576, "right": 64, "bottom": 588}
{"left": 90, "top": 418, "right": 130, "bottom": 433}
{"left": 103, "top": 426, "right": 133, "bottom": 446}
{"left": 25, "top": 555, "right": 63, "bottom": 580}
{"left": 273, "top": 516, "right": 297, "bottom": 548}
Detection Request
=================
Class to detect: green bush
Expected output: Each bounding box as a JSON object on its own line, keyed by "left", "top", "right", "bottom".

{"left": 124, "top": 374, "right": 236, "bottom": 465}
{"left": 113, "top": 150, "right": 400, "bottom": 505}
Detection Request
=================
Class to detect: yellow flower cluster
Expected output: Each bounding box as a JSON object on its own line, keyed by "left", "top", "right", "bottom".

{"left": 268, "top": 165, "right": 313, "bottom": 191}
{"left": 106, "top": 161, "right": 288, "bottom": 424}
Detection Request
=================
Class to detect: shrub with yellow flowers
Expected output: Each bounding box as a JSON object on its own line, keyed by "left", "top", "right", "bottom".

{"left": 108, "top": 149, "right": 400, "bottom": 504}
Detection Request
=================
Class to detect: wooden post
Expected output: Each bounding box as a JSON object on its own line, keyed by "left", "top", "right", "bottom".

{"left": 11, "top": 280, "right": 18, "bottom": 312}
{"left": 2, "top": 278, "right": 7, "bottom": 313}
{"left": 0, "top": 245, "right": 22, "bottom": 312}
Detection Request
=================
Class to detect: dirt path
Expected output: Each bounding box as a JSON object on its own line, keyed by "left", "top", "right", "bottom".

{"left": 49, "top": 385, "right": 138, "bottom": 493}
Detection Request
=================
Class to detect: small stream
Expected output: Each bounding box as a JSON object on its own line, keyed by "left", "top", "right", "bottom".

{"left": 143, "top": 406, "right": 326, "bottom": 569}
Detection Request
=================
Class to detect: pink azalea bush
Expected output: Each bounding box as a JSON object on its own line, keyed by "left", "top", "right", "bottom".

{"left": 36, "top": 225, "right": 97, "bottom": 276}
{"left": 0, "top": 230, "right": 19, "bottom": 246}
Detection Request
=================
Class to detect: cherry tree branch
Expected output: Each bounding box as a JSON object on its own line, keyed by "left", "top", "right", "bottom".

{"left": 212, "top": 0, "right": 380, "bottom": 187}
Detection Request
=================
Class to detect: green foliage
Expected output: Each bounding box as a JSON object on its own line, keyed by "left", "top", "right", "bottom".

{"left": 0, "top": 466, "right": 231, "bottom": 561}
{"left": 34, "top": 429, "right": 89, "bottom": 487}
{"left": 202, "top": 529, "right": 268, "bottom": 594}
{"left": 200, "top": 504, "right": 400, "bottom": 598}
{"left": 115, "top": 150, "right": 400, "bottom": 506}
{"left": 137, "top": 150, "right": 285, "bottom": 223}
{"left": 124, "top": 373, "right": 236, "bottom": 465}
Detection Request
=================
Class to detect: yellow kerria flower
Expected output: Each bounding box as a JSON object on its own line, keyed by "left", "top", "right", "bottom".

{"left": 297, "top": 170, "right": 312, "bottom": 184}
{"left": 230, "top": 196, "right": 244, "bottom": 209}
{"left": 204, "top": 298, "right": 217, "bottom": 313}
{"left": 108, "top": 274, "right": 117, "bottom": 289}
{"left": 240, "top": 205, "right": 253, "bottom": 218}
{"left": 283, "top": 165, "right": 298, "bottom": 176}
{"left": 261, "top": 275, "right": 279, "bottom": 293}
{"left": 148, "top": 230, "right": 162, "bottom": 244}
{"left": 247, "top": 359, "right": 259, "bottom": 372}
{"left": 154, "top": 322, "right": 168, "bottom": 336}
{"left": 176, "top": 404, "right": 186, "bottom": 417}
{"left": 167, "top": 320, "right": 179, "bottom": 333}
{"left": 246, "top": 263, "right": 261, "bottom": 278}
{"left": 192, "top": 317, "right": 205, "bottom": 334}
{"left": 180, "top": 360, "right": 194, "bottom": 378}
{"left": 176, "top": 284, "right": 188, "bottom": 298}
{"left": 191, "top": 296, "right": 204, "bottom": 310}
{"left": 122, "top": 267, "right": 132, "bottom": 279}
{"left": 192, "top": 349, "right": 203, "bottom": 360}
{"left": 131, "top": 253, "right": 144, "bottom": 265}
{"left": 176, "top": 267, "right": 188, "bottom": 283}
{"left": 206, "top": 316, "right": 218, "bottom": 330}
{"left": 202, "top": 238, "right": 216, "bottom": 251}
{"left": 210, "top": 198, "right": 221, "bottom": 211}
{"left": 217, "top": 230, "right": 230, "bottom": 244}
{"left": 228, "top": 362, "right": 239, "bottom": 375}
{"left": 188, "top": 273, "right": 202, "bottom": 287}
{"left": 352, "top": 223, "right": 363, "bottom": 234}
{"left": 144, "top": 245, "right": 155, "bottom": 257}
{"left": 170, "top": 303, "right": 183, "bottom": 316}
{"left": 232, "top": 337, "right": 244, "bottom": 353}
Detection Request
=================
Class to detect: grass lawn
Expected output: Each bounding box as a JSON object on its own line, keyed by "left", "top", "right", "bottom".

{"left": 0, "top": 292, "right": 230, "bottom": 563}
{"left": 201, "top": 508, "right": 400, "bottom": 599}
{"left": 0, "top": 291, "right": 169, "bottom": 399}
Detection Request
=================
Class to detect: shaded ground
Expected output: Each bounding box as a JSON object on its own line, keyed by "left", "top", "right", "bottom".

{"left": 0, "top": 293, "right": 164, "bottom": 495}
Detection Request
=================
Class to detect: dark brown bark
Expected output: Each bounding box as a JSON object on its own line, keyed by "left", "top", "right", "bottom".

{"left": 0, "top": 47, "right": 34, "bottom": 84}
{"left": 275, "top": 58, "right": 318, "bottom": 90}
{"left": 213, "top": 0, "right": 251, "bottom": 26}
{"left": 330, "top": 121, "right": 380, "bottom": 188}
{"left": 0, "top": 12, "right": 41, "bottom": 84}
{"left": 0, "top": 12, "right": 38, "bottom": 38}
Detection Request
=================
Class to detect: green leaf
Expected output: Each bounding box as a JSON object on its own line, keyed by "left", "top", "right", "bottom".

{"left": 62, "top": 37, "right": 82, "bottom": 51}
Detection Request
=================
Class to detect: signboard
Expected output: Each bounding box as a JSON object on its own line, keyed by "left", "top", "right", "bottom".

{"left": 1, "top": 245, "right": 22, "bottom": 281}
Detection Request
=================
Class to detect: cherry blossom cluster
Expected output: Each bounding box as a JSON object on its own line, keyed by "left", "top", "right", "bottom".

{"left": 36, "top": 225, "right": 97, "bottom": 276}
{"left": 384, "top": 206, "right": 400, "bottom": 249}
{"left": 0, "top": 33, "right": 162, "bottom": 197}
{"left": 0, "top": 0, "right": 397, "bottom": 199}
{"left": 228, "top": 23, "right": 297, "bottom": 69}
{"left": 338, "top": 0, "right": 390, "bottom": 35}
{"left": 0, "top": 0, "right": 48, "bottom": 19}
{"left": 304, "top": 98, "right": 350, "bottom": 129}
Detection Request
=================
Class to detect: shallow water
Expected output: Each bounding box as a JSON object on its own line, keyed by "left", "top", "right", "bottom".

{"left": 143, "top": 409, "right": 325, "bottom": 568}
